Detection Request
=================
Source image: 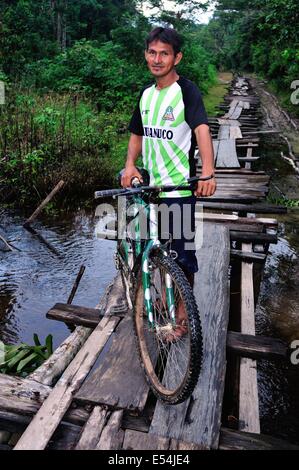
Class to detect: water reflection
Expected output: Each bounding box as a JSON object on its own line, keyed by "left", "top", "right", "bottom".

{"left": 256, "top": 211, "right": 299, "bottom": 444}
{"left": 0, "top": 208, "right": 116, "bottom": 348}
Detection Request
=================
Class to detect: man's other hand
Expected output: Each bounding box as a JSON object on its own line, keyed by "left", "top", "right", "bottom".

{"left": 194, "top": 176, "right": 216, "bottom": 197}
{"left": 121, "top": 165, "right": 143, "bottom": 188}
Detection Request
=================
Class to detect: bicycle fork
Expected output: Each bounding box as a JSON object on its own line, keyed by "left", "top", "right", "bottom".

{"left": 142, "top": 203, "right": 176, "bottom": 329}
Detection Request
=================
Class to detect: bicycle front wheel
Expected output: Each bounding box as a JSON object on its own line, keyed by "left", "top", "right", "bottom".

{"left": 134, "top": 252, "right": 203, "bottom": 404}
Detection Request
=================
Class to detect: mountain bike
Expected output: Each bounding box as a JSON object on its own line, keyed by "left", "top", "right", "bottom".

{"left": 95, "top": 172, "right": 203, "bottom": 404}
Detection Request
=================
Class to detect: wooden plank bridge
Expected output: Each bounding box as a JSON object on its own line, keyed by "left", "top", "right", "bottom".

{"left": 1, "top": 76, "right": 298, "bottom": 451}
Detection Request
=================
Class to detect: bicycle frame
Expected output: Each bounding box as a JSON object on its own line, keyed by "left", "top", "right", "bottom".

{"left": 116, "top": 193, "right": 175, "bottom": 328}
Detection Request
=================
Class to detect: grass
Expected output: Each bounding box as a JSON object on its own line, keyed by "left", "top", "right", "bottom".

{"left": 203, "top": 72, "right": 233, "bottom": 116}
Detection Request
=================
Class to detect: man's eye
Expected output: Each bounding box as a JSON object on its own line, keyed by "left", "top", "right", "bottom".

{"left": 162, "top": 52, "right": 168, "bottom": 56}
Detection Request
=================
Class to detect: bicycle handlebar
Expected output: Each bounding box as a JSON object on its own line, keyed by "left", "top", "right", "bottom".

{"left": 94, "top": 176, "right": 200, "bottom": 200}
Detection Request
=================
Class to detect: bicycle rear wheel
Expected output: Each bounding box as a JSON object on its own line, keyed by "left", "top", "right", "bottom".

{"left": 134, "top": 252, "right": 203, "bottom": 404}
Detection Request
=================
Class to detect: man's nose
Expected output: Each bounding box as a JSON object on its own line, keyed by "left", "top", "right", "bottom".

{"left": 154, "top": 53, "right": 162, "bottom": 63}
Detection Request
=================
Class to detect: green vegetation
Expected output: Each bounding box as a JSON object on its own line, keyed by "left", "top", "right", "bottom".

{"left": 200, "top": 1, "right": 299, "bottom": 118}
{"left": 0, "top": 334, "right": 53, "bottom": 376}
{"left": 0, "top": 1, "right": 217, "bottom": 206}
{"left": 2, "top": 0, "right": 296, "bottom": 206}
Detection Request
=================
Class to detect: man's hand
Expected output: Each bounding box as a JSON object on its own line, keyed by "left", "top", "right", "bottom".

{"left": 194, "top": 175, "right": 216, "bottom": 197}
{"left": 121, "top": 165, "right": 143, "bottom": 188}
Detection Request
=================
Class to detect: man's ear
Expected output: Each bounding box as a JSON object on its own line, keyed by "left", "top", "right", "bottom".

{"left": 174, "top": 52, "right": 183, "bottom": 66}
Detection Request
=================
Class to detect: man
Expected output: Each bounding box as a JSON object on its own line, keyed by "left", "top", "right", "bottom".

{"left": 121, "top": 27, "right": 216, "bottom": 337}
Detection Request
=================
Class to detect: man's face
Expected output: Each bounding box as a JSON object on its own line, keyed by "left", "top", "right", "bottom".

{"left": 145, "top": 40, "right": 182, "bottom": 78}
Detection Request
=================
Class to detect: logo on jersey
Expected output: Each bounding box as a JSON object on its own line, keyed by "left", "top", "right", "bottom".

{"left": 162, "top": 106, "right": 175, "bottom": 121}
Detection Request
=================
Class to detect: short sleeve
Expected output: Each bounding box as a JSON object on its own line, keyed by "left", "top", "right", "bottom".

{"left": 179, "top": 78, "right": 209, "bottom": 130}
{"left": 128, "top": 100, "right": 144, "bottom": 136}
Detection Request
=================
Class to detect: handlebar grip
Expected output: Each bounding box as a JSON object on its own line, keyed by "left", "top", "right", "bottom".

{"left": 94, "top": 188, "right": 126, "bottom": 199}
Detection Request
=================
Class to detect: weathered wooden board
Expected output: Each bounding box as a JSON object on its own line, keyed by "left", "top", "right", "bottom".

{"left": 0, "top": 374, "right": 88, "bottom": 426}
{"left": 14, "top": 315, "right": 120, "bottom": 450}
{"left": 230, "top": 105, "right": 243, "bottom": 120}
{"left": 47, "top": 303, "right": 102, "bottom": 327}
{"left": 0, "top": 374, "right": 51, "bottom": 416}
{"left": 215, "top": 139, "right": 240, "bottom": 167}
{"left": 230, "top": 249, "right": 266, "bottom": 263}
{"left": 199, "top": 202, "right": 286, "bottom": 214}
{"left": 95, "top": 410, "right": 124, "bottom": 450}
{"left": 230, "top": 126, "right": 243, "bottom": 139}
{"left": 239, "top": 243, "right": 260, "bottom": 434}
{"left": 75, "top": 316, "right": 149, "bottom": 411}
{"left": 227, "top": 331, "right": 288, "bottom": 360}
{"left": 122, "top": 430, "right": 207, "bottom": 450}
{"left": 218, "top": 125, "right": 230, "bottom": 140}
{"left": 219, "top": 428, "right": 299, "bottom": 450}
{"left": 98, "top": 273, "right": 128, "bottom": 316}
{"left": 123, "top": 430, "right": 170, "bottom": 450}
{"left": 150, "top": 223, "right": 230, "bottom": 449}
{"left": 75, "top": 406, "right": 109, "bottom": 450}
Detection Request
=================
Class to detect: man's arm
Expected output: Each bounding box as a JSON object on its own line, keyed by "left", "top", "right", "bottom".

{"left": 194, "top": 124, "right": 216, "bottom": 197}
{"left": 121, "top": 133, "right": 143, "bottom": 188}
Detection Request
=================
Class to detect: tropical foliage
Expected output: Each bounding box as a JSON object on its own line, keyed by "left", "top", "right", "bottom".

{"left": 0, "top": 334, "right": 53, "bottom": 376}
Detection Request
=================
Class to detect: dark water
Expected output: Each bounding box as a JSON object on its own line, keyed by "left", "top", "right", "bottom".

{"left": 253, "top": 134, "right": 299, "bottom": 444}
{"left": 256, "top": 211, "right": 299, "bottom": 444}
{"left": 0, "top": 208, "right": 116, "bottom": 348}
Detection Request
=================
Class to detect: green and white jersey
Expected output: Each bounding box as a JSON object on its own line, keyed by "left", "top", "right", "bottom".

{"left": 129, "top": 77, "right": 208, "bottom": 197}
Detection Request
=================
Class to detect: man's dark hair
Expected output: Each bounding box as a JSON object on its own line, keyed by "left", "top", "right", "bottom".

{"left": 146, "top": 27, "right": 182, "bottom": 55}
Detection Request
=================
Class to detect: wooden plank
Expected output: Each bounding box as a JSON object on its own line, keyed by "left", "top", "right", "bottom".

{"left": 95, "top": 410, "right": 124, "bottom": 450}
{"left": 0, "top": 374, "right": 51, "bottom": 416}
{"left": 150, "top": 224, "right": 230, "bottom": 449}
{"left": 14, "top": 315, "right": 120, "bottom": 450}
{"left": 123, "top": 430, "right": 170, "bottom": 450}
{"left": 230, "top": 105, "right": 243, "bottom": 120}
{"left": 227, "top": 331, "right": 288, "bottom": 360}
{"left": 204, "top": 220, "right": 263, "bottom": 233}
{"left": 28, "top": 326, "right": 92, "bottom": 386}
{"left": 47, "top": 303, "right": 102, "bottom": 328}
{"left": 75, "top": 406, "right": 108, "bottom": 450}
{"left": 230, "top": 249, "right": 266, "bottom": 263}
{"left": 239, "top": 243, "right": 260, "bottom": 434}
{"left": 214, "top": 169, "right": 265, "bottom": 174}
{"left": 219, "top": 428, "right": 299, "bottom": 450}
{"left": 0, "top": 409, "right": 84, "bottom": 441}
{"left": 199, "top": 202, "right": 287, "bottom": 214}
{"left": 216, "top": 140, "right": 240, "bottom": 167}
{"left": 169, "top": 439, "right": 208, "bottom": 450}
{"left": 230, "top": 231, "right": 277, "bottom": 243}
{"left": 238, "top": 157, "right": 260, "bottom": 162}
{"left": 217, "top": 118, "right": 240, "bottom": 126}
{"left": 200, "top": 213, "right": 277, "bottom": 227}
{"left": 0, "top": 375, "right": 88, "bottom": 427}
{"left": 98, "top": 273, "right": 128, "bottom": 316}
{"left": 75, "top": 316, "right": 149, "bottom": 411}
{"left": 230, "top": 126, "right": 243, "bottom": 139}
{"left": 218, "top": 125, "right": 230, "bottom": 140}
